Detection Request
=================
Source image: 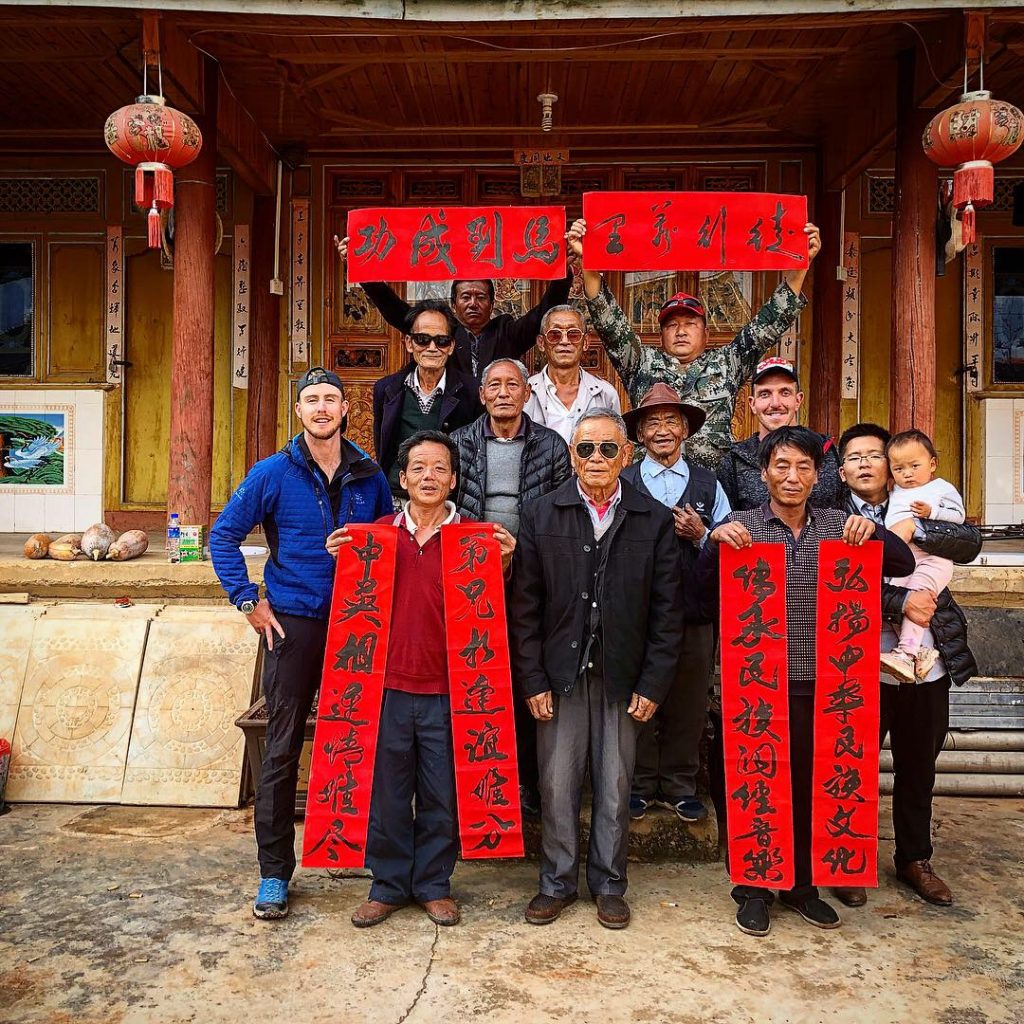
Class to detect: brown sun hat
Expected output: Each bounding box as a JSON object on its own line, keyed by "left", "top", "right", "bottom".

{"left": 622, "top": 382, "right": 707, "bottom": 442}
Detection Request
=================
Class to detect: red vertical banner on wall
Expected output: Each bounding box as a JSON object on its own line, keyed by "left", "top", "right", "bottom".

{"left": 302, "top": 526, "right": 398, "bottom": 869}
{"left": 719, "top": 543, "right": 795, "bottom": 890}
{"left": 440, "top": 524, "right": 524, "bottom": 860}
{"left": 811, "top": 540, "right": 882, "bottom": 888}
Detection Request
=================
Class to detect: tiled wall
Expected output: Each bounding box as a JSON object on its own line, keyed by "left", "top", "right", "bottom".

{"left": 0, "top": 389, "right": 104, "bottom": 534}
{"left": 983, "top": 398, "right": 1024, "bottom": 525}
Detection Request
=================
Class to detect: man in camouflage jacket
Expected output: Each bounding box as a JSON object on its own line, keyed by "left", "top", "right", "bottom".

{"left": 566, "top": 218, "right": 821, "bottom": 471}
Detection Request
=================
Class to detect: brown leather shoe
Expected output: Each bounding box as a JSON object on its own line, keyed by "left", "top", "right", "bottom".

{"left": 897, "top": 860, "right": 953, "bottom": 906}
{"left": 351, "top": 899, "right": 406, "bottom": 928}
{"left": 832, "top": 887, "right": 867, "bottom": 907}
{"left": 594, "top": 894, "right": 631, "bottom": 930}
{"left": 525, "top": 892, "right": 578, "bottom": 925}
{"left": 420, "top": 897, "right": 460, "bottom": 926}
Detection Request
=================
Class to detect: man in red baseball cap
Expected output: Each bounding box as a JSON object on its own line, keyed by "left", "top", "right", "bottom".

{"left": 564, "top": 218, "right": 820, "bottom": 471}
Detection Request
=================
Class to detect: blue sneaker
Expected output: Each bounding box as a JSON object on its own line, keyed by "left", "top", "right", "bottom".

{"left": 663, "top": 796, "right": 708, "bottom": 823}
{"left": 253, "top": 877, "right": 289, "bottom": 920}
{"left": 629, "top": 795, "right": 649, "bottom": 821}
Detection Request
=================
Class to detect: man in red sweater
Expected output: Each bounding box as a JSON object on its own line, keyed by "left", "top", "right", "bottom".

{"left": 327, "top": 429, "right": 513, "bottom": 928}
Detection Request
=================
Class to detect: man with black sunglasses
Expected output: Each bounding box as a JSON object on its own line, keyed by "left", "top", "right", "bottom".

{"left": 335, "top": 234, "right": 575, "bottom": 382}
{"left": 372, "top": 299, "right": 482, "bottom": 502}
{"left": 511, "top": 408, "right": 683, "bottom": 930}
{"left": 567, "top": 218, "right": 821, "bottom": 471}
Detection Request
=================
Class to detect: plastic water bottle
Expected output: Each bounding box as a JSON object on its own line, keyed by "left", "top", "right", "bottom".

{"left": 167, "top": 512, "right": 180, "bottom": 564}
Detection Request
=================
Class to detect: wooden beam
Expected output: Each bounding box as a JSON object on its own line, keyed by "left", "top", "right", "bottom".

{"left": 889, "top": 47, "right": 937, "bottom": 437}
{"left": 323, "top": 122, "right": 785, "bottom": 136}
{"left": 271, "top": 46, "right": 846, "bottom": 65}
{"left": 167, "top": 56, "right": 218, "bottom": 529}
{"left": 216, "top": 67, "right": 277, "bottom": 195}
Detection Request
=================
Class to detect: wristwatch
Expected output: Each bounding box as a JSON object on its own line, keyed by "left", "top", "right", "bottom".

{"left": 239, "top": 599, "right": 258, "bottom": 615}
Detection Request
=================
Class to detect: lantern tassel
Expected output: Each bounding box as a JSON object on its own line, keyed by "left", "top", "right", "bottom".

{"left": 134, "top": 167, "right": 152, "bottom": 209}
{"left": 154, "top": 166, "right": 174, "bottom": 205}
{"left": 953, "top": 160, "right": 995, "bottom": 209}
{"left": 147, "top": 206, "right": 162, "bottom": 249}
{"left": 960, "top": 201, "right": 977, "bottom": 246}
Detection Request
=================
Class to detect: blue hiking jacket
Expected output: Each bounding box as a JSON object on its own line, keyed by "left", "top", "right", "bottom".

{"left": 210, "top": 434, "right": 392, "bottom": 619}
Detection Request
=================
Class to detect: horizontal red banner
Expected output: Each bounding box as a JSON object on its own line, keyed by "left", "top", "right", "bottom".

{"left": 582, "top": 191, "right": 809, "bottom": 272}
{"left": 346, "top": 206, "right": 566, "bottom": 282}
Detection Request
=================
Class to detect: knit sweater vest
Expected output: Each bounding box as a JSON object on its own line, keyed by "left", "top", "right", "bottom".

{"left": 387, "top": 387, "right": 443, "bottom": 493}
{"left": 483, "top": 438, "right": 524, "bottom": 536}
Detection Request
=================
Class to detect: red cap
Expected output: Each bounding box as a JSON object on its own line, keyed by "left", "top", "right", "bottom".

{"left": 658, "top": 292, "right": 706, "bottom": 326}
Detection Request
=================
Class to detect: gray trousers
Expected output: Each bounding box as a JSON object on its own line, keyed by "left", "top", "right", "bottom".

{"left": 536, "top": 671, "right": 639, "bottom": 898}
{"left": 632, "top": 621, "right": 714, "bottom": 801}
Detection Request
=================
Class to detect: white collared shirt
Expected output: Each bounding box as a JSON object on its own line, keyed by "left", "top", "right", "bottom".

{"left": 405, "top": 367, "right": 447, "bottom": 415}
{"left": 525, "top": 365, "right": 621, "bottom": 444}
{"left": 395, "top": 500, "right": 458, "bottom": 538}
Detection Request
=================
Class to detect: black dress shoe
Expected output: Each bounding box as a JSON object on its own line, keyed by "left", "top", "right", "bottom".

{"left": 525, "top": 892, "right": 577, "bottom": 925}
{"left": 594, "top": 894, "right": 631, "bottom": 929}
{"left": 779, "top": 895, "right": 841, "bottom": 929}
{"left": 735, "top": 897, "right": 771, "bottom": 937}
{"left": 832, "top": 886, "right": 867, "bottom": 907}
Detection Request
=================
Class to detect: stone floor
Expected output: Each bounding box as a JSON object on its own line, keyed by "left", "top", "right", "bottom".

{"left": 2, "top": 797, "right": 1023, "bottom": 1024}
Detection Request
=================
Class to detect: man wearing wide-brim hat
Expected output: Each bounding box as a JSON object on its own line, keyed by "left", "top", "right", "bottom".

{"left": 621, "top": 383, "right": 732, "bottom": 825}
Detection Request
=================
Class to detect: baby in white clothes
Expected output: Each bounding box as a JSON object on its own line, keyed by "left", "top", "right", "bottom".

{"left": 880, "top": 429, "right": 965, "bottom": 683}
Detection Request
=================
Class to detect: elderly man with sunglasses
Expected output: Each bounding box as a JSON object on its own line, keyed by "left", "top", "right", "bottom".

{"left": 510, "top": 408, "right": 683, "bottom": 930}
{"left": 566, "top": 218, "right": 821, "bottom": 471}
{"left": 372, "top": 299, "right": 482, "bottom": 503}
{"left": 524, "top": 304, "right": 621, "bottom": 444}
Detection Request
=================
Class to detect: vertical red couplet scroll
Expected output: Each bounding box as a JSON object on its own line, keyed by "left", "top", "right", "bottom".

{"left": 301, "top": 526, "right": 398, "bottom": 869}
{"left": 811, "top": 539, "right": 882, "bottom": 887}
{"left": 719, "top": 543, "right": 795, "bottom": 890}
{"left": 440, "top": 524, "right": 524, "bottom": 859}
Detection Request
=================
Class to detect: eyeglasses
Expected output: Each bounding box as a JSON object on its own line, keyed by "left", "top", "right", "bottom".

{"left": 544, "top": 327, "right": 585, "bottom": 344}
{"left": 574, "top": 441, "right": 622, "bottom": 460}
{"left": 842, "top": 452, "right": 887, "bottom": 466}
{"left": 409, "top": 333, "right": 454, "bottom": 350}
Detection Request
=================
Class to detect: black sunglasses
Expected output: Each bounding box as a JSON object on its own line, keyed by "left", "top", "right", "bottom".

{"left": 574, "top": 441, "right": 622, "bottom": 460}
{"left": 409, "top": 332, "right": 454, "bottom": 350}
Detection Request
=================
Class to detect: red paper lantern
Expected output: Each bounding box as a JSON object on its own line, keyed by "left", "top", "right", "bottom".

{"left": 104, "top": 95, "right": 203, "bottom": 248}
{"left": 922, "top": 90, "right": 1023, "bottom": 243}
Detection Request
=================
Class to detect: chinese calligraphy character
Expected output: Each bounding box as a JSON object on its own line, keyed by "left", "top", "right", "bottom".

{"left": 468, "top": 812, "right": 515, "bottom": 851}
{"left": 411, "top": 211, "right": 456, "bottom": 274}
{"left": 459, "top": 627, "right": 495, "bottom": 668}
{"left": 651, "top": 201, "right": 675, "bottom": 254}
{"left": 512, "top": 215, "right": 560, "bottom": 265}
{"left": 333, "top": 632, "right": 378, "bottom": 674}
{"left": 321, "top": 683, "right": 369, "bottom": 726}
{"left": 594, "top": 213, "right": 626, "bottom": 255}
{"left": 455, "top": 577, "right": 495, "bottom": 620}
{"left": 825, "top": 557, "right": 869, "bottom": 593}
{"left": 697, "top": 206, "right": 727, "bottom": 266}
{"left": 455, "top": 673, "right": 507, "bottom": 715}
{"left": 464, "top": 720, "right": 508, "bottom": 763}
{"left": 466, "top": 212, "right": 503, "bottom": 268}
{"left": 738, "top": 650, "right": 779, "bottom": 690}
{"left": 471, "top": 766, "right": 510, "bottom": 807}
{"left": 353, "top": 216, "right": 397, "bottom": 262}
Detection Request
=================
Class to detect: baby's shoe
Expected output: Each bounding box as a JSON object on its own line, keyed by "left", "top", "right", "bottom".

{"left": 880, "top": 650, "right": 916, "bottom": 683}
{"left": 914, "top": 648, "right": 940, "bottom": 680}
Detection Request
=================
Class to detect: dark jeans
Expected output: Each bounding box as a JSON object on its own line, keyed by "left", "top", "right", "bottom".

{"left": 881, "top": 676, "right": 950, "bottom": 870}
{"left": 633, "top": 621, "right": 714, "bottom": 801}
{"left": 366, "top": 689, "right": 458, "bottom": 905}
{"left": 255, "top": 612, "right": 328, "bottom": 881}
{"left": 732, "top": 690, "right": 816, "bottom": 906}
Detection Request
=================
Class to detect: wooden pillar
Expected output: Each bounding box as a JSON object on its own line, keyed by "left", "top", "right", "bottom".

{"left": 167, "top": 61, "right": 218, "bottom": 526}
{"left": 890, "top": 47, "right": 938, "bottom": 436}
{"left": 809, "top": 179, "right": 844, "bottom": 439}
{"left": 245, "top": 193, "right": 282, "bottom": 469}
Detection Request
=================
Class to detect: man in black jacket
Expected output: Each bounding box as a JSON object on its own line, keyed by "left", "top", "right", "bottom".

{"left": 510, "top": 409, "right": 683, "bottom": 930}
{"left": 718, "top": 357, "right": 842, "bottom": 510}
{"left": 452, "top": 356, "right": 571, "bottom": 817}
{"left": 835, "top": 422, "right": 980, "bottom": 909}
{"left": 335, "top": 233, "right": 574, "bottom": 381}
{"left": 620, "top": 383, "right": 731, "bottom": 825}
{"left": 372, "top": 300, "right": 481, "bottom": 502}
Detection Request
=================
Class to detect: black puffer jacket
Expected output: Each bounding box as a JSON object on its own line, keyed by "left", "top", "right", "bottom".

{"left": 451, "top": 413, "right": 571, "bottom": 527}
{"left": 843, "top": 494, "right": 982, "bottom": 687}
{"left": 718, "top": 430, "right": 842, "bottom": 510}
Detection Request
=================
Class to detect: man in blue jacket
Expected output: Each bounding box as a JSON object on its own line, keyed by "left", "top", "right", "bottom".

{"left": 211, "top": 366, "right": 392, "bottom": 921}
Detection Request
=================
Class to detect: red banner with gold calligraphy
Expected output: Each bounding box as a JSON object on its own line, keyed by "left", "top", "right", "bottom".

{"left": 811, "top": 540, "right": 882, "bottom": 888}
{"left": 301, "top": 526, "right": 398, "bottom": 869}
{"left": 582, "top": 191, "right": 809, "bottom": 272}
{"left": 346, "top": 206, "right": 566, "bottom": 283}
{"left": 719, "top": 543, "right": 795, "bottom": 891}
{"left": 440, "top": 524, "right": 524, "bottom": 860}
